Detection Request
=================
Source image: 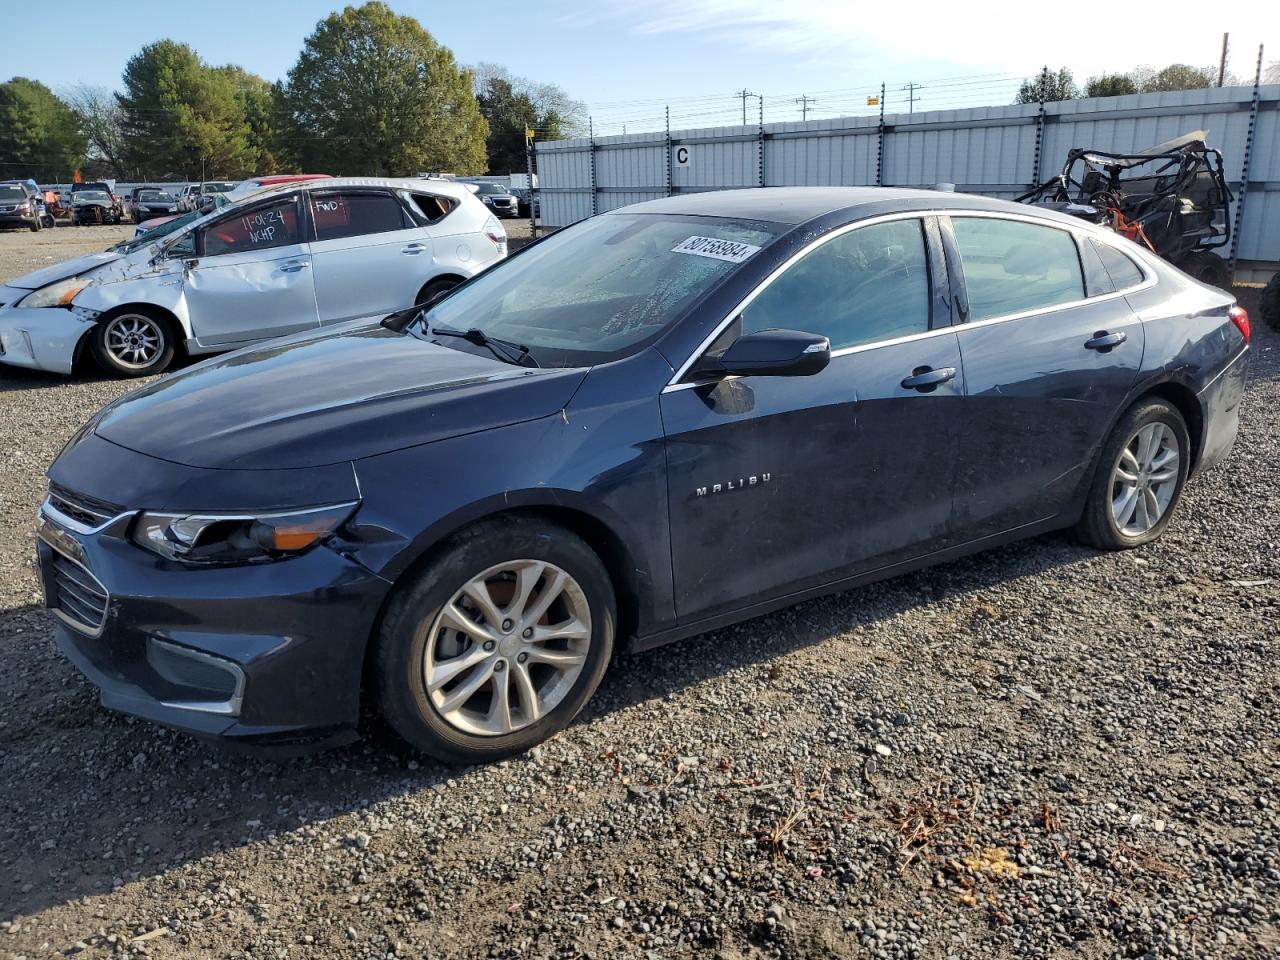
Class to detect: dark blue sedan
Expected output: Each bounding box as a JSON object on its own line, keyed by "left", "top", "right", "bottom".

{"left": 39, "top": 188, "right": 1250, "bottom": 763}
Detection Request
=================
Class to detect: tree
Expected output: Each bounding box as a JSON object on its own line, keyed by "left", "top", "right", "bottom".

{"left": 1134, "top": 63, "right": 1215, "bottom": 92}
{"left": 117, "top": 41, "right": 259, "bottom": 179}
{"left": 473, "top": 62, "right": 587, "bottom": 138}
{"left": 477, "top": 75, "right": 540, "bottom": 174}
{"left": 1015, "top": 68, "right": 1078, "bottom": 104}
{"left": 216, "top": 66, "right": 287, "bottom": 174}
{"left": 0, "top": 78, "right": 85, "bottom": 182}
{"left": 1084, "top": 73, "right": 1139, "bottom": 98}
{"left": 281, "top": 2, "right": 487, "bottom": 176}
{"left": 65, "top": 84, "right": 128, "bottom": 179}
{"left": 1266, "top": 62, "right": 1280, "bottom": 85}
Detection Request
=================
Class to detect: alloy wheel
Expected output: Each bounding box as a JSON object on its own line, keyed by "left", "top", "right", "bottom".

{"left": 103, "top": 313, "right": 163, "bottom": 369}
{"left": 1109, "top": 422, "right": 1179, "bottom": 537}
{"left": 420, "top": 559, "right": 592, "bottom": 736}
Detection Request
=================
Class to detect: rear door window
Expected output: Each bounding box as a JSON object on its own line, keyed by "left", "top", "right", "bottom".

{"left": 405, "top": 192, "right": 456, "bottom": 224}
{"left": 951, "top": 217, "right": 1084, "bottom": 322}
{"left": 203, "top": 197, "right": 302, "bottom": 256}
{"left": 309, "top": 191, "right": 410, "bottom": 241}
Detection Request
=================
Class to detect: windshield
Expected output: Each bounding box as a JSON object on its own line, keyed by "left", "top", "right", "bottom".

{"left": 418, "top": 213, "right": 780, "bottom": 366}
{"left": 113, "top": 210, "right": 201, "bottom": 252}
{"left": 139, "top": 191, "right": 173, "bottom": 202}
{"left": 77, "top": 191, "right": 109, "bottom": 202}
{"left": 0, "top": 186, "right": 25, "bottom": 200}
{"left": 474, "top": 183, "right": 508, "bottom": 195}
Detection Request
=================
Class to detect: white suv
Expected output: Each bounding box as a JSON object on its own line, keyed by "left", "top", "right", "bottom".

{"left": 0, "top": 177, "right": 507, "bottom": 377}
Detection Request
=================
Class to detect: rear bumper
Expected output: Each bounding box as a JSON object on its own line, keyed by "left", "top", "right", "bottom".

{"left": 0, "top": 304, "right": 94, "bottom": 374}
{"left": 1195, "top": 345, "right": 1249, "bottom": 476}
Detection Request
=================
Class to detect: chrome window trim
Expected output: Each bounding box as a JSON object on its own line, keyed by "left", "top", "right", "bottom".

{"left": 663, "top": 207, "right": 1157, "bottom": 393}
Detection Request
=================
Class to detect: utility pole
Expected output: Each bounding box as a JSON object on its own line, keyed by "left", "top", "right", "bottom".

{"left": 795, "top": 95, "right": 817, "bottom": 121}
{"left": 900, "top": 82, "right": 922, "bottom": 114}
{"left": 736, "top": 89, "right": 758, "bottom": 125}
{"left": 1218, "top": 32, "right": 1229, "bottom": 86}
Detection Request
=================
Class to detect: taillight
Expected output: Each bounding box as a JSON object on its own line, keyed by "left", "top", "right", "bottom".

{"left": 1229, "top": 304, "right": 1250, "bottom": 344}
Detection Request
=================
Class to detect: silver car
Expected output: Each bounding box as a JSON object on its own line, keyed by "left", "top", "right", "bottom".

{"left": 0, "top": 177, "right": 507, "bottom": 377}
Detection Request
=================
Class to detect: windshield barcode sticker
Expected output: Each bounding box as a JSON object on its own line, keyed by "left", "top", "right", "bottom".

{"left": 671, "top": 235, "right": 761, "bottom": 263}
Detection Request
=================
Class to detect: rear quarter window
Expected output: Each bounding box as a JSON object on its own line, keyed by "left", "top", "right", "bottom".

{"left": 1091, "top": 239, "right": 1145, "bottom": 290}
{"left": 952, "top": 217, "right": 1084, "bottom": 322}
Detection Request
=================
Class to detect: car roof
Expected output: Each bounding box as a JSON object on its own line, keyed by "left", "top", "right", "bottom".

{"left": 615, "top": 186, "right": 1084, "bottom": 229}
{"left": 249, "top": 176, "right": 476, "bottom": 201}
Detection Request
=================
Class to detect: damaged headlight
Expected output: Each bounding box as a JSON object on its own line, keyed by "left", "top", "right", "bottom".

{"left": 131, "top": 503, "right": 358, "bottom": 564}
{"left": 17, "top": 277, "right": 88, "bottom": 309}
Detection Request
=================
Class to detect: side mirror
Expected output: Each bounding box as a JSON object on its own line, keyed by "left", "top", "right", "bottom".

{"left": 695, "top": 328, "right": 831, "bottom": 379}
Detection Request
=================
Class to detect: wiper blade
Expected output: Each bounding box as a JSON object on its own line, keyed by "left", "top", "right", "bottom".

{"left": 430, "top": 326, "right": 539, "bottom": 368}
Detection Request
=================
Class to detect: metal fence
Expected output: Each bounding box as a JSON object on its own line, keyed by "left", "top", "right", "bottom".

{"left": 535, "top": 84, "right": 1280, "bottom": 282}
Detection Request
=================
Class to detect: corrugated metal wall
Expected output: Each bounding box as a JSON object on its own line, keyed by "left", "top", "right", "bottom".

{"left": 536, "top": 86, "right": 1280, "bottom": 274}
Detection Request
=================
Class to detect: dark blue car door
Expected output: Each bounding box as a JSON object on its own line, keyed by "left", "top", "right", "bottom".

{"left": 943, "top": 215, "right": 1146, "bottom": 540}
{"left": 660, "top": 215, "right": 966, "bottom": 625}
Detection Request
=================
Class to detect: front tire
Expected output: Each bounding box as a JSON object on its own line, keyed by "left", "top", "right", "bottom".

{"left": 1075, "top": 399, "right": 1190, "bottom": 550}
{"left": 91, "top": 307, "right": 176, "bottom": 377}
{"left": 375, "top": 515, "right": 615, "bottom": 764}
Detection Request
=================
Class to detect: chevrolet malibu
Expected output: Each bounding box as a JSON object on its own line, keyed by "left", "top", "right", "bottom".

{"left": 38, "top": 188, "right": 1250, "bottom": 764}
{"left": 0, "top": 177, "right": 506, "bottom": 377}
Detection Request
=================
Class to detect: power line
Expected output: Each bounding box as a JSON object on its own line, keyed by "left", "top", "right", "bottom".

{"left": 900, "top": 81, "right": 923, "bottom": 114}
{"left": 794, "top": 95, "right": 817, "bottom": 121}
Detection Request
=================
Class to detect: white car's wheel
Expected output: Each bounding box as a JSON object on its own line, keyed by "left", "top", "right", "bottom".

{"left": 91, "top": 307, "right": 176, "bottom": 377}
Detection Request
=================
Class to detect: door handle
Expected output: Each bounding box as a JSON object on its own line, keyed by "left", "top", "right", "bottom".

{"left": 1085, "top": 331, "right": 1127, "bottom": 351}
{"left": 900, "top": 366, "right": 957, "bottom": 392}
{"left": 279, "top": 260, "right": 310, "bottom": 273}
{"left": 402, "top": 243, "right": 427, "bottom": 255}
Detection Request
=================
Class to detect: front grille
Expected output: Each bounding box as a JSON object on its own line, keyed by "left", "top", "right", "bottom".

{"left": 48, "top": 483, "right": 121, "bottom": 530}
{"left": 50, "top": 553, "right": 109, "bottom": 634}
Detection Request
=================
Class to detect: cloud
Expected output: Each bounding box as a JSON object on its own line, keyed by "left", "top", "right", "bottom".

{"left": 594, "top": 0, "right": 1272, "bottom": 81}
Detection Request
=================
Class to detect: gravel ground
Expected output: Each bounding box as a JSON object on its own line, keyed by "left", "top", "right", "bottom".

{"left": 1, "top": 226, "right": 1277, "bottom": 959}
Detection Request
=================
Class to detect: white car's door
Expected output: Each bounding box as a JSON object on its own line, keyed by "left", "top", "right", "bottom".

{"left": 307, "top": 189, "right": 432, "bottom": 324}
{"left": 182, "top": 193, "right": 319, "bottom": 346}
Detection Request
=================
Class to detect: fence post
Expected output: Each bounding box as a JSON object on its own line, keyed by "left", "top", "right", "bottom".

{"left": 665, "top": 106, "right": 672, "bottom": 197}
{"left": 1228, "top": 44, "right": 1263, "bottom": 283}
{"left": 525, "top": 130, "right": 537, "bottom": 239}
{"left": 588, "top": 117, "right": 597, "bottom": 216}
{"left": 876, "top": 82, "right": 885, "bottom": 187}
{"left": 757, "top": 96, "right": 765, "bottom": 188}
{"left": 1031, "top": 66, "right": 1048, "bottom": 188}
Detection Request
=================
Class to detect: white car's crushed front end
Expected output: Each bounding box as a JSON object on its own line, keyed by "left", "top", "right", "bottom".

{"left": 0, "top": 285, "right": 100, "bottom": 374}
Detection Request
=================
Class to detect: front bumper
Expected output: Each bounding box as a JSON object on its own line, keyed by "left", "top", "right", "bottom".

{"left": 36, "top": 496, "right": 389, "bottom": 748}
{"left": 37, "top": 436, "right": 387, "bottom": 748}
{"left": 0, "top": 212, "right": 36, "bottom": 228}
{"left": 0, "top": 296, "right": 96, "bottom": 374}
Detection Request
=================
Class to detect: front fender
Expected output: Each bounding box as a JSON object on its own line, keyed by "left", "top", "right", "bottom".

{"left": 346, "top": 371, "right": 675, "bottom": 637}
{"left": 75, "top": 268, "right": 191, "bottom": 337}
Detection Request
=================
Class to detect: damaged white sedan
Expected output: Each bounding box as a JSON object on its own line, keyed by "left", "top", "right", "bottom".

{"left": 0, "top": 177, "right": 506, "bottom": 377}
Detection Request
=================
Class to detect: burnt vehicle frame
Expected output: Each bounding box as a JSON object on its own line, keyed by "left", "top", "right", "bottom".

{"left": 1018, "top": 131, "right": 1233, "bottom": 286}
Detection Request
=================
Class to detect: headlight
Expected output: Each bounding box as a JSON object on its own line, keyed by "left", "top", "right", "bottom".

{"left": 131, "top": 502, "right": 358, "bottom": 564}
{"left": 17, "top": 277, "right": 88, "bottom": 309}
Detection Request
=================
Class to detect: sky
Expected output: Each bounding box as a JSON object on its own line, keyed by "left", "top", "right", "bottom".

{"left": 3, "top": 0, "right": 1273, "bottom": 136}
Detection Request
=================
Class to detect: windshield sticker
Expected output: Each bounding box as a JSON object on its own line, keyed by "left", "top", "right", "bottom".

{"left": 671, "top": 235, "right": 761, "bottom": 264}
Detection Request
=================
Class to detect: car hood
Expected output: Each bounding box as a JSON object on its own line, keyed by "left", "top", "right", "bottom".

{"left": 7, "top": 250, "right": 122, "bottom": 290}
{"left": 93, "top": 323, "right": 588, "bottom": 470}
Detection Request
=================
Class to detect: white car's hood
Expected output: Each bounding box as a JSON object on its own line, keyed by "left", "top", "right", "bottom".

{"left": 7, "top": 250, "right": 122, "bottom": 290}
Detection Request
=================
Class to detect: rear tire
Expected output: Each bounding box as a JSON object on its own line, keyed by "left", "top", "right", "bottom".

{"left": 375, "top": 515, "right": 615, "bottom": 765}
{"left": 1178, "top": 251, "right": 1229, "bottom": 288}
{"left": 1075, "top": 399, "right": 1190, "bottom": 550}
{"left": 415, "top": 276, "right": 461, "bottom": 306}
{"left": 1261, "top": 272, "right": 1280, "bottom": 333}
{"left": 91, "top": 306, "right": 176, "bottom": 377}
